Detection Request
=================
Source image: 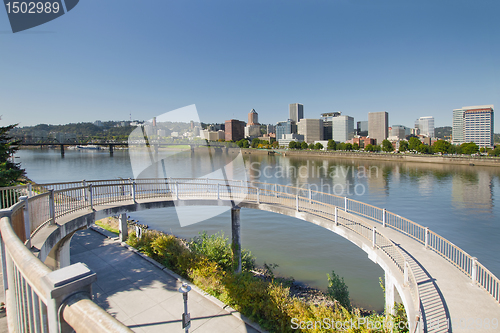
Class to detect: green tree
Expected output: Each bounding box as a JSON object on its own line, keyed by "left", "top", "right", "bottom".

{"left": 236, "top": 139, "right": 249, "bottom": 148}
{"left": 408, "top": 137, "right": 421, "bottom": 151}
{"left": 300, "top": 141, "right": 308, "bottom": 150}
{"left": 488, "top": 147, "right": 500, "bottom": 156}
{"left": 0, "top": 124, "right": 25, "bottom": 187}
{"left": 460, "top": 142, "right": 479, "bottom": 155}
{"left": 327, "top": 139, "right": 336, "bottom": 150}
{"left": 352, "top": 143, "right": 359, "bottom": 150}
{"left": 251, "top": 138, "right": 260, "bottom": 148}
{"left": 326, "top": 270, "right": 351, "bottom": 310}
{"left": 314, "top": 142, "right": 324, "bottom": 150}
{"left": 399, "top": 140, "right": 408, "bottom": 152}
{"left": 417, "top": 143, "right": 429, "bottom": 154}
{"left": 308, "top": 143, "right": 315, "bottom": 149}
{"left": 381, "top": 139, "right": 394, "bottom": 152}
{"left": 365, "top": 143, "right": 374, "bottom": 152}
{"left": 288, "top": 141, "right": 298, "bottom": 149}
{"left": 432, "top": 140, "right": 451, "bottom": 154}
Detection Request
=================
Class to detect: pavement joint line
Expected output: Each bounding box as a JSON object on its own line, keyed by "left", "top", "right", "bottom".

{"left": 90, "top": 224, "right": 268, "bottom": 333}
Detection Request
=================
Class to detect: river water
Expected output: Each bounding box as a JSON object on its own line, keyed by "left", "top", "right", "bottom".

{"left": 15, "top": 148, "right": 500, "bottom": 311}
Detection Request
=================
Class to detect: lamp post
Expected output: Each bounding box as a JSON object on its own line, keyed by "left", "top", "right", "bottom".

{"left": 179, "top": 282, "right": 191, "bottom": 332}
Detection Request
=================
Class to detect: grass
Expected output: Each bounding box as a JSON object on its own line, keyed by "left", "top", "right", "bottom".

{"left": 95, "top": 217, "right": 119, "bottom": 235}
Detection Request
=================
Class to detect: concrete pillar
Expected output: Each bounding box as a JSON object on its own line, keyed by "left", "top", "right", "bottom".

{"left": 44, "top": 231, "right": 78, "bottom": 270}
{"left": 119, "top": 213, "right": 128, "bottom": 242}
{"left": 109, "top": 144, "right": 114, "bottom": 156}
{"left": 231, "top": 206, "right": 242, "bottom": 274}
{"left": 385, "top": 271, "right": 395, "bottom": 316}
{"left": 60, "top": 144, "right": 65, "bottom": 157}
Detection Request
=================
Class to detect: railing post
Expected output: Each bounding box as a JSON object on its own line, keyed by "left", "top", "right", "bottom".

{"left": 49, "top": 189, "right": 55, "bottom": 226}
{"left": 257, "top": 188, "right": 260, "bottom": 204}
{"left": 471, "top": 257, "right": 477, "bottom": 285}
{"left": 344, "top": 197, "right": 347, "bottom": 212}
{"left": 82, "top": 180, "right": 87, "bottom": 203}
{"left": 20, "top": 196, "right": 31, "bottom": 248}
{"left": 217, "top": 183, "right": 220, "bottom": 200}
{"left": 27, "top": 183, "right": 32, "bottom": 197}
{"left": 88, "top": 184, "right": 93, "bottom": 211}
{"left": 424, "top": 227, "right": 429, "bottom": 249}
{"left": 42, "top": 263, "right": 97, "bottom": 332}
{"left": 131, "top": 179, "right": 136, "bottom": 203}
{"left": 382, "top": 208, "right": 386, "bottom": 227}
{"left": 372, "top": 226, "right": 376, "bottom": 249}
{"left": 335, "top": 207, "right": 338, "bottom": 226}
{"left": 175, "top": 182, "right": 179, "bottom": 200}
{"left": 404, "top": 261, "right": 409, "bottom": 286}
{"left": 296, "top": 195, "right": 299, "bottom": 212}
{"left": 308, "top": 187, "right": 312, "bottom": 203}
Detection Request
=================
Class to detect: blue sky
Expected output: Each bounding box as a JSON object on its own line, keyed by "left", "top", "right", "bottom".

{"left": 1, "top": 0, "right": 499, "bottom": 130}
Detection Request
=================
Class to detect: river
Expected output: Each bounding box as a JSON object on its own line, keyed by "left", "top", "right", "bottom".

{"left": 15, "top": 148, "right": 500, "bottom": 312}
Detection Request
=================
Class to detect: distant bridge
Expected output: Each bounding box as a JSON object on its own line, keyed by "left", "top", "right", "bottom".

{"left": 1, "top": 179, "right": 499, "bottom": 332}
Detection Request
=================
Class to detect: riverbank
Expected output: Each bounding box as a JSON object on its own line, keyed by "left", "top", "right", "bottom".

{"left": 230, "top": 148, "right": 500, "bottom": 167}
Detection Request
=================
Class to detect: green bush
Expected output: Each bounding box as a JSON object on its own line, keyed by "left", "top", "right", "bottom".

{"left": 327, "top": 270, "right": 351, "bottom": 311}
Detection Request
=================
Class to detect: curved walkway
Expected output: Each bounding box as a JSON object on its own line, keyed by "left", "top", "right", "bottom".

{"left": 70, "top": 227, "right": 262, "bottom": 333}
{"left": 17, "top": 179, "right": 500, "bottom": 332}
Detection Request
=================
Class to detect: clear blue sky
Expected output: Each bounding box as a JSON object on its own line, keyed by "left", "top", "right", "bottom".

{"left": 1, "top": 0, "right": 499, "bottom": 130}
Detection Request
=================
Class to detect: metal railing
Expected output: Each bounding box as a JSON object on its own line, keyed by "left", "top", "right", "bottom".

{"left": 0, "top": 195, "right": 132, "bottom": 333}
{"left": 5, "top": 177, "right": 500, "bottom": 332}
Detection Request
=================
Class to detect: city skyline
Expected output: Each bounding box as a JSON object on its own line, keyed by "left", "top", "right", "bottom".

{"left": 1, "top": 1, "right": 499, "bottom": 131}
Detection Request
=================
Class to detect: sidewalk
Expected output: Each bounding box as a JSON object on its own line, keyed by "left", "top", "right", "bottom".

{"left": 70, "top": 229, "right": 261, "bottom": 333}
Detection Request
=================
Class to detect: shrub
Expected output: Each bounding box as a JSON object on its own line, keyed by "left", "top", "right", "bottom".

{"left": 326, "top": 270, "right": 351, "bottom": 310}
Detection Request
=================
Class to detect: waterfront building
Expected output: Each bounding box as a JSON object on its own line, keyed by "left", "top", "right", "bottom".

{"left": 321, "top": 112, "right": 342, "bottom": 140}
{"left": 245, "top": 109, "right": 261, "bottom": 139}
{"left": 225, "top": 119, "right": 245, "bottom": 142}
{"left": 452, "top": 105, "right": 494, "bottom": 147}
{"left": 276, "top": 119, "right": 297, "bottom": 140}
{"left": 278, "top": 133, "right": 304, "bottom": 147}
{"left": 368, "top": 112, "right": 389, "bottom": 145}
{"left": 357, "top": 121, "right": 368, "bottom": 136}
{"left": 415, "top": 116, "right": 435, "bottom": 137}
{"left": 331, "top": 116, "right": 354, "bottom": 143}
{"left": 289, "top": 103, "right": 304, "bottom": 123}
{"left": 390, "top": 125, "right": 407, "bottom": 140}
{"left": 297, "top": 119, "right": 323, "bottom": 144}
{"left": 266, "top": 124, "right": 275, "bottom": 135}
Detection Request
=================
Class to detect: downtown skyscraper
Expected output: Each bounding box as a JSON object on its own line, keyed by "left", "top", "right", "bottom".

{"left": 452, "top": 105, "right": 494, "bottom": 147}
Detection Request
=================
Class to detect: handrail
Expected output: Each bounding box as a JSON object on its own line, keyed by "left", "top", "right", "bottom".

{"left": 62, "top": 293, "right": 133, "bottom": 332}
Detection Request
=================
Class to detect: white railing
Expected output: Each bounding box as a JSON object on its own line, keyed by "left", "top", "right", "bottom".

{"left": 0, "top": 194, "right": 133, "bottom": 333}
{"left": 6, "top": 177, "right": 500, "bottom": 331}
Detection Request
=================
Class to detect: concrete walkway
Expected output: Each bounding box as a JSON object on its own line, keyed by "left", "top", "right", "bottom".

{"left": 70, "top": 228, "right": 261, "bottom": 333}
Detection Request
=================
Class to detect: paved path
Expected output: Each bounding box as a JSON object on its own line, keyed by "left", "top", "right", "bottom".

{"left": 70, "top": 229, "right": 261, "bottom": 333}
{"left": 351, "top": 215, "right": 500, "bottom": 333}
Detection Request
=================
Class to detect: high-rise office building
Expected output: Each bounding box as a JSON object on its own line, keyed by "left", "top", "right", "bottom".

{"left": 331, "top": 116, "right": 354, "bottom": 142}
{"left": 266, "top": 124, "right": 275, "bottom": 134}
{"left": 289, "top": 103, "right": 304, "bottom": 123}
{"left": 248, "top": 109, "right": 258, "bottom": 125}
{"left": 368, "top": 112, "right": 389, "bottom": 145}
{"left": 390, "top": 125, "right": 407, "bottom": 140}
{"left": 357, "top": 121, "right": 368, "bottom": 136}
{"left": 321, "top": 112, "right": 341, "bottom": 140}
{"left": 225, "top": 119, "right": 245, "bottom": 142}
{"left": 297, "top": 119, "right": 323, "bottom": 144}
{"left": 245, "top": 109, "right": 261, "bottom": 138}
{"left": 276, "top": 119, "right": 297, "bottom": 140}
{"left": 415, "top": 116, "right": 435, "bottom": 137}
{"left": 452, "top": 105, "right": 494, "bottom": 147}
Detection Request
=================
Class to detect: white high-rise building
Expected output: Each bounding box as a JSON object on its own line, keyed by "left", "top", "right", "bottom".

{"left": 331, "top": 116, "right": 354, "bottom": 142}
{"left": 452, "top": 105, "right": 494, "bottom": 147}
{"left": 415, "top": 116, "right": 435, "bottom": 138}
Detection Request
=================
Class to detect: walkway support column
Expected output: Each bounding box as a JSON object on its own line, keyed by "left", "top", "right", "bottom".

{"left": 109, "top": 144, "right": 114, "bottom": 156}
{"left": 385, "top": 271, "right": 395, "bottom": 316}
{"left": 231, "top": 206, "right": 242, "bottom": 274}
{"left": 119, "top": 213, "right": 128, "bottom": 242}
